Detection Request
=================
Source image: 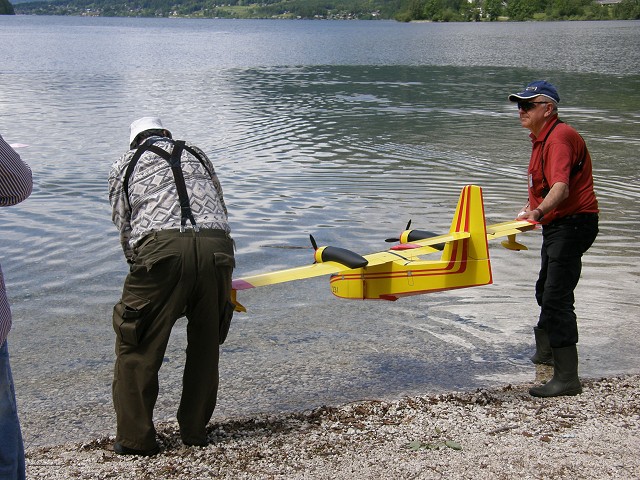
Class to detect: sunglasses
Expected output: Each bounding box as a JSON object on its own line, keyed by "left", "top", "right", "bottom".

{"left": 517, "top": 101, "right": 549, "bottom": 112}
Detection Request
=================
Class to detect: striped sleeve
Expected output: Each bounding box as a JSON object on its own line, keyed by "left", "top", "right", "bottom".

{"left": 0, "top": 134, "right": 33, "bottom": 207}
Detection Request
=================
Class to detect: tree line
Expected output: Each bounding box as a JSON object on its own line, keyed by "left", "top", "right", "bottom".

{"left": 397, "top": 0, "right": 640, "bottom": 21}
{"left": 12, "top": 0, "right": 640, "bottom": 20}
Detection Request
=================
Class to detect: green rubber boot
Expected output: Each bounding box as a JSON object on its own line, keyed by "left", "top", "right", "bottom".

{"left": 530, "top": 327, "right": 553, "bottom": 366}
{"left": 529, "top": 345, "right": 582, "bottom": 398}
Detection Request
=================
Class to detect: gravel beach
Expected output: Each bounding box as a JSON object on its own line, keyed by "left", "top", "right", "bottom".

{"left": 25, "top": 374, "right": 640, "bottom": 479}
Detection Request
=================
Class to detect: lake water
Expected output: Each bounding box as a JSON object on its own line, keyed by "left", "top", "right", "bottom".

{"left": 1, "top": 16, "right": 639, "bottom": 448}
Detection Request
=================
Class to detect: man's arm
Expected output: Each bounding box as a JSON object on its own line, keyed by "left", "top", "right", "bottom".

{"left": 108, "top": 153, "right": 135, "bottom": 261}
{"left": 518, "top": 182, "right": 569, "bottom": 222}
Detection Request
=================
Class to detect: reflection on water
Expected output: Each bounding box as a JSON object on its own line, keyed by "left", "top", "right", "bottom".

{"left": 0, "top": 17, "right": 639, "bottom": 447}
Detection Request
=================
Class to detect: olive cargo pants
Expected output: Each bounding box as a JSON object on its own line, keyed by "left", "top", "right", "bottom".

{"left": 112, "top": 229, "right": 235, "bottom": 450}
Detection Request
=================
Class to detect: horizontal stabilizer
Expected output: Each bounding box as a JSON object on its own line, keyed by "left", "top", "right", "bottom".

{"left": 486, "top": 219, "right": 537, "bottom": 239}
{"left": 486, "top": 219, "right": 537, "bottom": 250}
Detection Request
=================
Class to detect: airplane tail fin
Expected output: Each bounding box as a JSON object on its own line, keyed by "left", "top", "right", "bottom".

{"left": 439, "top": 184, "right": 492, "bottom": 288}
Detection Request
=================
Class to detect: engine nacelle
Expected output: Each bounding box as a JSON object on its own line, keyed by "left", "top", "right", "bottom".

{"left": 314, "top": 245, "right": 368, "bottom": 269}
{"left": 399, "top": 230, "right": 445, "bottom": 250}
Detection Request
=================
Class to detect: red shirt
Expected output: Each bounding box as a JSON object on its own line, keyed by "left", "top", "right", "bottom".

{"left": 527, "top": 115, "right": 599, "bottom": 225}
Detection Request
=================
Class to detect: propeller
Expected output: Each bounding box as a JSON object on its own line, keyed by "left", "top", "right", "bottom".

{"left": 385, "top": 220, "right": 412, "bottom": 243}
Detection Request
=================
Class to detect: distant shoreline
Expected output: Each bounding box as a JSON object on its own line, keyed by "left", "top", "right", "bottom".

{"left": 8, "top": 13, "right": 638, "bottom": 22}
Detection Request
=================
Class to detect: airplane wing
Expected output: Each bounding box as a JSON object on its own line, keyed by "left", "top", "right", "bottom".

{"left": 232, "top": 261, "right": 346, "bottom": 291}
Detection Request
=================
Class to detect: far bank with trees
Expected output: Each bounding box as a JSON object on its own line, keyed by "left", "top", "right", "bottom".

{"left": 11, "top": 0, "right": 640, "bottom": 21}
{"left": 396, "top": 0, "right": 639, "bottom": 22}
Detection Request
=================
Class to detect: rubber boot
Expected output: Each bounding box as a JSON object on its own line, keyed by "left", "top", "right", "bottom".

{"left": 529, "top": 345, "right": 582, "bottom": 398}
{"left": 530, "top": 327, "right": 553, "bottom": 366}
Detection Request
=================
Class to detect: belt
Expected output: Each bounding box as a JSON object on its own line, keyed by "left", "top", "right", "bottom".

{"left": 547, "top": 212, "right": 598, "bottom": 227}
{"left": 140, "top": 228, "right": 230, "bottom": 244}
{"left": 560, "top": 212, "right": 598, "bottom": 221}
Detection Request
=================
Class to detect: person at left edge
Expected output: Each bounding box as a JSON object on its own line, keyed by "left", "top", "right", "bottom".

{"left": 108, "top": 117, "right": 235, "bottom": 456}
{"left": 1, "top": 133, "right": 33, "bottom": 480}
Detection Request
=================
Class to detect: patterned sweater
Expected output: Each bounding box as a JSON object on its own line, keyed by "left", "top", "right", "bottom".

{"left": 108, "top": 137, "right": 230, "bottom": 262}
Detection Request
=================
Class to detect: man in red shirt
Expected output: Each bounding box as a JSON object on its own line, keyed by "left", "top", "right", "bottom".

{"left": 509, "top": 81, "right": 599, "bottom": 398}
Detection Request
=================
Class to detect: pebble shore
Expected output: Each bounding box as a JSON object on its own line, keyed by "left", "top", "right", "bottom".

{"left": 26, "top": 374, "right": 639, "bottom": 479}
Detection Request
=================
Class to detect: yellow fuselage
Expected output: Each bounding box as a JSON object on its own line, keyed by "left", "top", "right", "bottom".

{"left": 329, "top": 241, "right": 492, "bottom": 300}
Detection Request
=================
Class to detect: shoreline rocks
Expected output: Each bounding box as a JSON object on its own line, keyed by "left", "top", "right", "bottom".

{"left": 26, "top": 374, "right": 640, "bottom": 479}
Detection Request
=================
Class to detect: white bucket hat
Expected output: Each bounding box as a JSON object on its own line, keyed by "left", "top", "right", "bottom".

{"left": 129, "top": 116, "right": 171, "bottom": 148}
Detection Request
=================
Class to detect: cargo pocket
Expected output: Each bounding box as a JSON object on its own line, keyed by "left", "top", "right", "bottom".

{"left": 214, "top": 251, "right": 235, "bottom": 270}
{"left": 214, "top": 251, "right": 235, "bottom": 345}
{"left": 113, "top": 292, "right": 151, "bottom": 346}
{"left": 219, "top": 300, "right": 235, "bottom": 345}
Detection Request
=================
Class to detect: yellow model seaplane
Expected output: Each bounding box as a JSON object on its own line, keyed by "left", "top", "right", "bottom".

{"left": 231, "top": 185, "right": 536, "bottom": 312}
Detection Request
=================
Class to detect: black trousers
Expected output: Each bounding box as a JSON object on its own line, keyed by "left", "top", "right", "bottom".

{"left": 112, "top": 229, "right": 235, "bottom": 450}
{"left": 535, "top": 214, "right": 598, "bottom": 348}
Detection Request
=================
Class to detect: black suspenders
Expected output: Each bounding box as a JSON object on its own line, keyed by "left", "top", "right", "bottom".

{"left": 539, "top": 119, "right": 585, "bottom": 197}
{"left": 124, "top": 138, "right": 210, "bottom": 232}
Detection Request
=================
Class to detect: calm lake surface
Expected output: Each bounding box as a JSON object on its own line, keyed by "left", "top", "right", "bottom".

{"left": 1, "top": 16, "right": 639, "bottom": 447}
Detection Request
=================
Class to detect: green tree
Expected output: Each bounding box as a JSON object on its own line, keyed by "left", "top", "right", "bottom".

{"left": 1, "top": 0, "right": 15, "bottom": 15}
{"left": 613, "top": 0, "right": 640, "bottom": 19}
{"left": 407, "top": 0, "right": 426, "bottom": 19}
{"left": 423, "top": 0, "right": 442, "bottom": 18}
{"left": 549, "top": 0, "right": 587, "bottom": 18}
{"left": 505, "top": 0, "right": 537, "bottom": 20}
{"left": 483, "top": 0, "right": 503, "bottom": 19}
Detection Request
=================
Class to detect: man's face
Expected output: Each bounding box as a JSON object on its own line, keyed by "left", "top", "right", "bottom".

{"left": 516, "top": 96, "right": 553, "bottom": 135}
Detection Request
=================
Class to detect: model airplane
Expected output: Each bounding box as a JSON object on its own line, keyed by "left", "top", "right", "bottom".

{"left": 231, "top": 185, "right": 537, "bottom": 312}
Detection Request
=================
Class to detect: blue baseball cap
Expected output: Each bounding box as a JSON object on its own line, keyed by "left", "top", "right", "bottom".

{"left": 509, "top": 80, "right": 560, "bottom": 103}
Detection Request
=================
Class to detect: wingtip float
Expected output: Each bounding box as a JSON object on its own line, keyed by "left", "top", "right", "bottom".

{"left": 231, "top": 185, "right": 537, "bottom": 312}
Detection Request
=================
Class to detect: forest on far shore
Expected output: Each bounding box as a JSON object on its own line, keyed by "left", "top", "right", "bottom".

{"left": 11, "top": 0, "right": 640, "bottom": 21}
